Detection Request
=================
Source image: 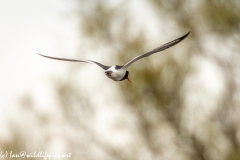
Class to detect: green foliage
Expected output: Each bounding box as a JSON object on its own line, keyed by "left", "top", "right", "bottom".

{"left": 74, "top": 0, "right": 240, "bottom": 159}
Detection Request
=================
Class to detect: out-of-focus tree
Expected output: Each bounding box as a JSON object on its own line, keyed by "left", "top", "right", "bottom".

{"left": 73, "top": 0, "right": 240, "bottom": 160}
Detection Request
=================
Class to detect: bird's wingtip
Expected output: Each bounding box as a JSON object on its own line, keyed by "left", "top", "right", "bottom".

{"left": 181, "top": 31, "right": 190, "bottom": 40}
{"left": 36, "top": 53, "right": 44, "bottom": 57}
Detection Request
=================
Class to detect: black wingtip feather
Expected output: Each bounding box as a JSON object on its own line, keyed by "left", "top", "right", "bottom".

{"left": 179, "top": 31, "right": 190, "bottom": 41}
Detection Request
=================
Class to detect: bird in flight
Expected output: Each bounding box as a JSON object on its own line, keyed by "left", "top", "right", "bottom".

{"left": 38, "top": 32, "right": 190, "bottom": 82}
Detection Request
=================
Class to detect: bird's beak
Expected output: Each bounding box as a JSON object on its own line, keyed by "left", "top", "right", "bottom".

{"left": 127, "top": 77, "right": 131, "bottom": 82}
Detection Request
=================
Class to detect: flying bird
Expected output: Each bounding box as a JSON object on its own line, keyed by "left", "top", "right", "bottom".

{"left": 38, "top": 32, "right": 190, "bottom": 82}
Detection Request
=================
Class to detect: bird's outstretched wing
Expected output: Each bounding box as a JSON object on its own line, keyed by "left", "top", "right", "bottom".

{"left": 37, "top": 53, "right": 110, "bottom": 70}
{"left": 122, "top": 32, "right": 190, "bottom": 69}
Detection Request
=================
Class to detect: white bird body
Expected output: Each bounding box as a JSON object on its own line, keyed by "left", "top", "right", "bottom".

{"left": 38, "top": 32, "right": 190, "bottom": 82}
{"left": 105, "top": 66, "right": 128, "bottom": 81}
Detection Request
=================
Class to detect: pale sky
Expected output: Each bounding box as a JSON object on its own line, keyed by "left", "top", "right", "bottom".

{"left": 0, "top": 0, "right": 79, "bottom": 132}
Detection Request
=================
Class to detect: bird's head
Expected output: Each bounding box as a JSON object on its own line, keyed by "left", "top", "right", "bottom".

{"left": 121, "top": 71, "right": 131, "bottom": 82}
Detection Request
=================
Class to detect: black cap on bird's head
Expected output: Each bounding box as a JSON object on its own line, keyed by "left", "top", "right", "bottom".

{"left": 120, "top": 71, "right": 131, "bottom": 82}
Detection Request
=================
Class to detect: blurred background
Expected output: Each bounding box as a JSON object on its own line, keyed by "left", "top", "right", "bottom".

{"left": 0, "top": 0, "right": 240, "bottom": 160}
